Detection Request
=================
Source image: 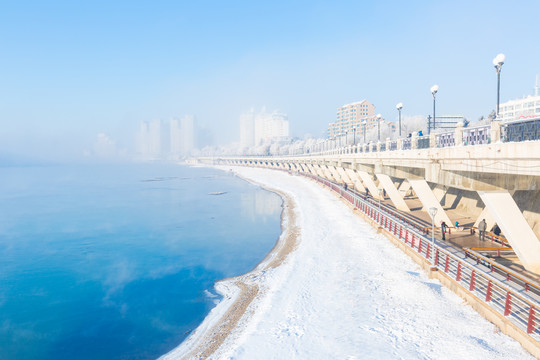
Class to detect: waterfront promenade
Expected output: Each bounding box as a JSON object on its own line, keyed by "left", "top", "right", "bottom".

{"left": 193, "top": 124, "right": 540, "bottom": 357}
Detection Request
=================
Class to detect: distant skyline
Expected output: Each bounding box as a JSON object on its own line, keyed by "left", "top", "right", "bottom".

{"left": 1, "top": 0, "right": 539, "bottom": 160}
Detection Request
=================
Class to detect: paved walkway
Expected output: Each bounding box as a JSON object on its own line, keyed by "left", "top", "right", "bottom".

{"left": 370, "top": 191, "right": 540, "bottom": 283}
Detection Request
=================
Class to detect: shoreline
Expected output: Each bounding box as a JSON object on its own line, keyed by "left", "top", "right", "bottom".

{"left": 161, "top": 167, "right": 299, "bottom": 360}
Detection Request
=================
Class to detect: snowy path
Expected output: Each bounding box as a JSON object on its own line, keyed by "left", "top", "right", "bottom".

{"left": 211, "top": 167, "right": 533, "bottom": 359}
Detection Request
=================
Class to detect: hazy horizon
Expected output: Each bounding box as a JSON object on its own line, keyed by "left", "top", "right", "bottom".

{"left": 1, "top": 0, "right": 539, "bottom": 161}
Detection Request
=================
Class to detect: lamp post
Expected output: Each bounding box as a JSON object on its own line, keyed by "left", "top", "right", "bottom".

{"left": 376, "top": 114, "right": 382, "bottom": 142}
{"left": 430, "top": 85, "right": 438, "bottom": 134}
{"left": 493, "top": 53, "right": 505, "bottom": 119}
{"left": 378, "top": 188, "right": 382, "bottom": 223}
{"left": 428, "top": 207, "right": 438, "bottom": 266}
{"left": 362, "top": 120, "right": 367, "bottom": 143}
{"left": 396, "top": 102, "right": 403, "bottom": 137}
{"left": 353, "top": 127, "right": 356, "bottom": 145}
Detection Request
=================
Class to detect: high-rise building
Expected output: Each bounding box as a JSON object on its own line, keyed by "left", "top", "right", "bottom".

{"left": 139, "top": 116, "right": 196, "bottom": 160}
{"left": 170, "top": 118, "right": 182, "bottom": 156}
{"left": 138, "top": 119, "right": 165, "bottom": 159}
{"left": 241, "top": 107, "right": 289, "bottom": 147}
{"left": 328, "top": 100, "right": 394, "bottom": 139}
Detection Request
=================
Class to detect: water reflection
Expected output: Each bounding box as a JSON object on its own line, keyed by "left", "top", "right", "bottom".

{"left": 240, "top": 190, "right": 282, "bottom": 221}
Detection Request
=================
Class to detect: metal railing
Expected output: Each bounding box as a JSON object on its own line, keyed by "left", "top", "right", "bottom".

{"left": 402, "top": 138, "right": 412, "bottom": 150}
{"left": 503, "top": 118, "right": 540, "bottom": 143}
{"left": 464, "top": 125, "right": 491, "bottom": 145}
{"left": 436, "top": 131, "right": 455, "bottom": 148}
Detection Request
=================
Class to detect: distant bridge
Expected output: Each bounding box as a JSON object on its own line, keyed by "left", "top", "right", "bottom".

{"left": 197, "top": 117, "right": 540, "bottom": 276}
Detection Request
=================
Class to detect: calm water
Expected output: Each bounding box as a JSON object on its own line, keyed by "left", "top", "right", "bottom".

{"left": 0, "top": 163, "right": 282, "bottom": 360}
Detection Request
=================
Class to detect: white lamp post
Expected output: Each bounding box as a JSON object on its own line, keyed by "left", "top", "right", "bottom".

{"left": 493, "top": 53, "right": 505, "bottom": 119}
{"left": 396, "top": 102, "right": 403, "bottom": 137}
{"left": 430, "top": 85, "right": 439, "bottom": 134}
{"left": 428, "top": 206, "right": 438, "bottom": 266}
{"left": 376, "top": 114, "right": 382, "bottom": 141}
{"left": 362, "top": 120, "right": 367, "bottom": 143}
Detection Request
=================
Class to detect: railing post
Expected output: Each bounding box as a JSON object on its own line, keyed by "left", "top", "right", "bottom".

{"left": 527, "top": 306, "right": 536, "bottom": 334}
{"left": 455, "top": 122, "right": 464, "bottom": 146}
{"left": 445, "top": 254, "right": 450, "bottom": 273}
{"left": 418, "top": 237, "right": 422, "bottom": 254}
{"left": 504, "top": 292, "right": 512, "bottom": 316}
{"left": 486, "top": 280, "right": 493, "bottom": 302}
{"left": 457, "top": 262, "right": 462, "bottom": 281}
{"left": 469, "top": 270, "right": 476, "bottom": 291}
{"left": 491, "top": 120, "right": 502, "bottom": 143}
{"left": 435, "top": 249, "right": 439, "bottom": 266}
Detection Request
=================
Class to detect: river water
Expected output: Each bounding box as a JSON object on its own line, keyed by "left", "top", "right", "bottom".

{"left": 0, "top": 163, "right": 282, "bottom": 360}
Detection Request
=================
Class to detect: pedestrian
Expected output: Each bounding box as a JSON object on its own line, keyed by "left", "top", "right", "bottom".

{"left": 454, "top": 221, "right": 459, "bottom": 230}
{"left": 478, "top": 219, "right": 487, "bottom": 241}
{"left": 492, "top": 224, "right": 501, "bottom": 237}
{"left": 344, "top": 183, "right": 348, "bottom": 191}
{"left": 441, "top": 221, "right": 447, "bottom": 241}
{"left": 365, "top": 188, "right": 370, "bottom": 198}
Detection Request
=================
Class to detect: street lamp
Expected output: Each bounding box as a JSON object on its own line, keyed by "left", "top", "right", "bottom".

{"left": 376, "top": 114, "right": 382, "bottom": 141}
{"left": 378, "top": 188, "right": 382, "bottom": 222}
{"left": 353, "top": 127, "right": 356, "bottom": 145}
{"left": 493, "top": 53, "right": 506, "bottom": 119}
{"left": 428, "top": 207, "right": 438, "bottom": 266}
{"left": 430, "top": 85, "right": 439, "bottom": 134}
{"left": 396, "top": 102, "right": 403, "bottom": 137}
{"left": 362, "top": 120, "right": 367, "bottom": 143}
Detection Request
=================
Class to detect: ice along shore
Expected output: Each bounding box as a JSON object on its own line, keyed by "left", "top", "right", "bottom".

{"left": 162, "top": 166, "right": 533, "bottom": 360}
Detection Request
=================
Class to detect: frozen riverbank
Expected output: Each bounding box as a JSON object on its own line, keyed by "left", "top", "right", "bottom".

{"left": 163, "top": 166, "right": 533, "bottom": 359}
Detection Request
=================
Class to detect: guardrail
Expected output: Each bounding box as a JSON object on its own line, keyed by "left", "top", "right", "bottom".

{"left": 233, "top": 117, "right": 540, "bottom": 158}
{"left": 464, "top": 248, "right": 540, "bottom": 297}
{"left": 302, "top": 171, "right": 540, "bottom": 338}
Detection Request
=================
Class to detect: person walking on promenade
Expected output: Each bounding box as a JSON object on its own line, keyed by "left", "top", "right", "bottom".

{"left": 492, "top": 224, "right": 501, "bottom": 237}
{"left": 441, "top": 221, "right": 447, "bottom": 241}
{"left": 478, "top": 219, "right": 487, "bottom": 241}
{"left": 344, "top": 183, "right": 348, "bottom": 191}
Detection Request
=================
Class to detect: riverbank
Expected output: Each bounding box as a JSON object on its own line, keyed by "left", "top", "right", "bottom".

{"left": 163, "top": 166, "right": 533, "bottom": 359}
{"left": 160, "top": 167, "right": 299, "bottom": 359}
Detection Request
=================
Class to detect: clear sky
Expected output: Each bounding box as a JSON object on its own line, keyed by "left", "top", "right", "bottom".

{"left": 1, "top": 0, "right": 539, "bottom": 159}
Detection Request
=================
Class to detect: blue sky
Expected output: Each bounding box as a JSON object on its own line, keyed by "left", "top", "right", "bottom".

{"left": 1, "top": 0, "right": 539, "bottom": 158}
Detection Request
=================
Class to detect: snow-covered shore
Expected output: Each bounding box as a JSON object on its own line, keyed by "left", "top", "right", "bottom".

{"left": 163, "top": 166, "right": 533, "bottom": 359}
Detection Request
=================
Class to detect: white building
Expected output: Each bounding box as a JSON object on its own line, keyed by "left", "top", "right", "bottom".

{"left": 139, "top": 115, "right": 196, "bottom": 160}
{"left": 498, "top": 77, "right": 540, "bottom": 121}
{"left": 241, "top": 107, "right": 290, "bottom": 147}
{"left": 139, "top": 119, "right": 165, "bottom": 160}
{"left": 170, "top": 118, "right": 182, "bottom": 156}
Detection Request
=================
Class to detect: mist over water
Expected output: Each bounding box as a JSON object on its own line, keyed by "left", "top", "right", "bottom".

{"left": 0, "top": 163, "right": 282, "bottom": 360}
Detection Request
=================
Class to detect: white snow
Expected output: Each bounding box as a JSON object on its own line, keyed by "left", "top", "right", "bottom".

{"left": 165, "top": 166, "right": 534, "bottom": 360}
